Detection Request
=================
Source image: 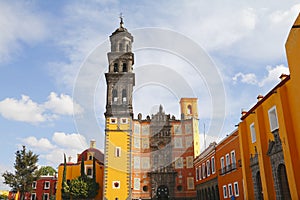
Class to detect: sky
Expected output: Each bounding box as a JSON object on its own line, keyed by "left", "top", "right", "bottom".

{"left": 0, "top": 0, "right": 299, "bottom": 190}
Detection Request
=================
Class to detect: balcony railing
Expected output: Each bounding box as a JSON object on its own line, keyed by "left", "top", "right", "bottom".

{"left": 219, "top": 163, "right": 237, "bottom": 175}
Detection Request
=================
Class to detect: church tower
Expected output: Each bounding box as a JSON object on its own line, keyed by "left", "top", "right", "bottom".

{"left": 104, "top": 17, "right": 134, "bottom": 200}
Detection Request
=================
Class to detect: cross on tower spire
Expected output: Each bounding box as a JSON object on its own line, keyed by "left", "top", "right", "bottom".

{"left": 119, "top": 12, "right": 124, "bottom": 28}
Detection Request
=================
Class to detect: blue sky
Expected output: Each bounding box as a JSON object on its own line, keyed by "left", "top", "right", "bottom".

{"left": 0, "top": 0, "right": 299, "bottom": 190}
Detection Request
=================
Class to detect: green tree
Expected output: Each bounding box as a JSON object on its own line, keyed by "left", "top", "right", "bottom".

{"left": 38, "top": 166, "right": 56, "bottom": 176}
{"left": 2, "top": 146, "right": 39, "bottom": 200}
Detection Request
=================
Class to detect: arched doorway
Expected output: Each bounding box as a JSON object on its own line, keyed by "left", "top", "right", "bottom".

{"left": 256, "top": 171, "right": 263, "bottom": 200}
{"left": 156, "top": 185, "right": 169, "bottom": 200}
{"left": 278, "top": 164, "right": 291, "bottom": 199}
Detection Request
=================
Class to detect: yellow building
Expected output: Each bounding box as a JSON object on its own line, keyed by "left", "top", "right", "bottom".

{"left": 238, "top": 13, "right": 300, "bottom": 199}
{"left": 56, "top": 140, "right": 104, "bottom": 200}
{"left": 103, "top": 17, "right": 135, "bottom": 200}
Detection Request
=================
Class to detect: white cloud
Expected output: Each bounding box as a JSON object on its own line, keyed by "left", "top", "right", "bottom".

{"left": 232, "top": 72, "right": 258, "bottom": 85}
{"left": 21, "top": 137, "right": 56, "bottom": 152}
{"left": 0, "top": 1, "right": 47, "bottom": 63}
{"left": 19, "top": 132, "right": 89, "bottom": 166}
{"left": 0, "top": 95, "right": 47, "bottom": 123}
{"left": 0, "top": 92, "right": 83, "bottom": 124}
{"left": 259, "top": 64, "right": 290, "bottom": 87}
{"left": 232, "top": 64, "right": 289, "bottom": 87}
{"left": 44, "top": 92, "right": 83, "bottom": 115}
{"left": 52, "top": 132, "right": 88, "bottom": 150}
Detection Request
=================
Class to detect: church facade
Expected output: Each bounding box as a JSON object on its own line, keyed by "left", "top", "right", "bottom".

{"left": 103, "top": 18, "right": 200, "bottom": 200}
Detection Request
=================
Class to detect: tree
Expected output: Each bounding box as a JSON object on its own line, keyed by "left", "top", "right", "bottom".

{"left": 38, "top": 166, "right": 56, "bottom": 176}
{"left": 2, "top": 146, "right": 39, "bottom": 200}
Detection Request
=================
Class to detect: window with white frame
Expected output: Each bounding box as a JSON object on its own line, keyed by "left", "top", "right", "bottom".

{"left": 110, "top": 118, "right": 117, "bottom": 124}
{"left": 186, "top": 156, "right": 193, "bottom": 168}
{"left": 196, "top": 167, "right": 199, "bottom": 181}
{"left": 207, "top": 160, "right": 211, "bottom": 176}
{"left": 211, "top": 157, "right": 215, "bottom": 174}
{"left": 43, "top": 193, "right": 49, "bottom": 200}
{"left": 250, "top": 123, "right": 256, "bottom": 143}
{"left": 234, "top": 182, "right": 239, "bottom": 196}
{"left": 226, "top": 154, "right": 230, "bottom": 170}
{"left": 228, "top": 184, "right": 233, "bottom": 197}
{"left": 120, "top": 118, "right": 128, "bottom": 124}
{"left": 115, "top": 147, "right": 121, "bottom": 157}
{"left": 231, "top": 150, "right": 236, "bottom": 169}
{"left": 220, "top": 157, "right": 225, "bottom": 174}
{"left": 268, "top": 106, "right": 279, "bottom": 132}
{"left": 202, "top": 163, "right": 206, "bottom": 178}
{"left": 32, "top": 181, "right": 36, "bottom": 189}
{"left": 199, "top": 165, "right": 202, "bottom": 180}
{"left": 85, "top": 166, "right": 93, "bottom": 177}
{"left": 223, "top": 185, "right": 228, "bottom": 198}
{"left": 31, "top": 193, "right": 36, "bottom": 200}
{"left": 44, "top": 181, "right": 50, "bottom": 189}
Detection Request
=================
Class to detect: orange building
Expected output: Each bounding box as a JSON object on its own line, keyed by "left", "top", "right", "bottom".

{"left": 131, "top": 99, "right": 200, "bottom": 200}
{"left": 56, "top": 140, "right": 104, "bottom": 200}
{"left": 216, "top": 129, "right": 243, "bottom": 200}
{"left": 238, "top": 13, "right": 300, "bottom": 199}
{"left": 194, "top": 142, "right": 218, "bottom": 199}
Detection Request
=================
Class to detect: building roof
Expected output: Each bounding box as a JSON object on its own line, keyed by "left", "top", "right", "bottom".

{"left": 77, "top": 147, "right": 104, "bottom": 164}
{"left": 240, "top": 75, "right": 290, "bottom": 120}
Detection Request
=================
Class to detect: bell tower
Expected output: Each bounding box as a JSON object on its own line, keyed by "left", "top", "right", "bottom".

{"left": 104, "top": 16, "right": 134, "bottom": 200}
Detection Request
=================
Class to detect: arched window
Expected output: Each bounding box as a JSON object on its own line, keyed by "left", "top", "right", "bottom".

{"left": 122, "top": 63, "right": 127, "bottom": 72}
{"left": 187, "top": 105, "right": 192, "bottom": 114}
{"left": 256, "top": 171, "right": 263, "bottom": 200}
{"left": 122, "top": 89, "right": 127, "bottom": 102}
{"left": 278, "top": 164, "right": 291, "bottom": 199}
{"left": 114, "top": 63, "right": 118, "bottom": 72}
{"left": 112, "top": 89, "right": 118, "bottom": 102}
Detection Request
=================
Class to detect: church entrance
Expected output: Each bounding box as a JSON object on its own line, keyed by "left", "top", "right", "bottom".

{"left": 156, "top": 185, "right": 169, "bottom": 200}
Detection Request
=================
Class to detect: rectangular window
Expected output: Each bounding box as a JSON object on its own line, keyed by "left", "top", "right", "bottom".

{"left": 226, "top": 154, "right": 230, "bottom": 170}
{"left": 234, "top": 182, "right": 239, "bottom": 196}
{"left": 43, "top": 193, "right": 49, "bottom": 200}
{"left": 133, "top": 178, "right": 140, "bottom": 190}
{"left": 31, "top": 193, "right": 36, "bottom": 200}
{"left": 250, "top": 123, "right": 256, "bottom": 143}
{"left": 134, "top": 156, "right": 140, "bottom": 169}
{"left": 175, "top": 157, "right": 183, "bottom": 169}
{"left": 220, "top": 157, "right": 225, "bottom": 174}
{"left": 120, "top": 118, "right": 128, "bottom": 124}
{"left": 32, "top": 181, "right": 36, "bottom": 189}
{"left": 223, "top": 185, "right": 228, "bottom": 198}
{"left": 115, "top": 147, "right": 121, "bottom": 157}
{"left": 268, "top": 106, "right": 279, "bottom": 132}
{"left": 199, "top": 165, "right": 202, "bottom": 180}
{"left": 186, "top": 156, "right": 193, "bottom": 168}
{"left": 207, "top": 160, "right": 211, "bottom": 176}
{"left": 202, "top": 163, "right": 206, "bottom": 178}
{"left": 85, "top": 166, "right": 93, "bottom": 177}
{"left": 231, "top": 150, "right": 236, "bottom": 169}
{"left": 134, "top": 137, "right": 140, "bottom": 148}
{"left": 141, "top": 157, "right": 150, "bottom": 169}
{"left": 196, "top": 167, "right": 199, "bottom": 181}
{"left": 174, "top": 137, "right": 183, "bottom": 148}
{"left": 228, "top": 184, "right": 233, "bottom": 197}
{"left": 211, "top": 157, "right": 215, "bottom": 174}
{"left": 44, "top": 181, "right": 50, "bottom": 189}
{"left": 110, "top": 118, "right": 117, "bottom": 124}
{"left": 187, "top": 177, "right": 194, "bottom": 190}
